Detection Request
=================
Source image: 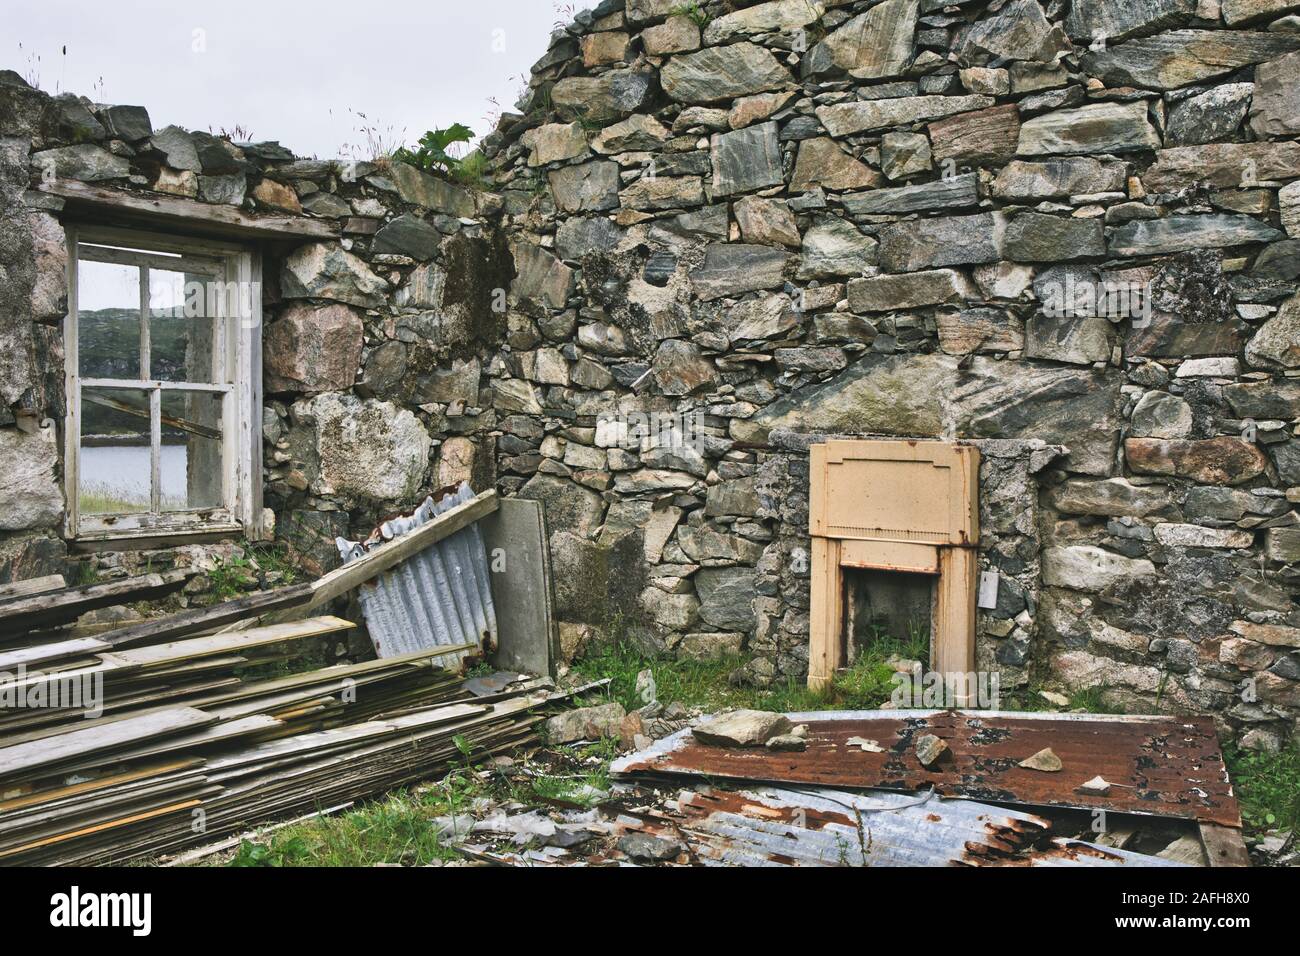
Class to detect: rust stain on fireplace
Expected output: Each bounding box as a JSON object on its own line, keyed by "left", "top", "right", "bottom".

{"left": 808, "top": 441, "right": 981, "bottom": 691}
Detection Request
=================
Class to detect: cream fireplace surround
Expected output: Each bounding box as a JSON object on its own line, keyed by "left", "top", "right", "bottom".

{"left": 808, "top": 440, "right": 981, "bottom": 691}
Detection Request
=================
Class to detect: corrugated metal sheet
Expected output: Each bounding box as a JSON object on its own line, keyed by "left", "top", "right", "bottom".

{"left": 611, "top": 708, "right": 1242, "bottom": 827}
{"left": 337, "top": 483, "right": 498, "bottom": 660}
{"left": 464, "top": 785, "right": 1185, "bottom": 867}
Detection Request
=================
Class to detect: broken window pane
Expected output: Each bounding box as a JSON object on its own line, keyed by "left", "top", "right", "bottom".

{"left": 80, "top": 386, "right": 152, "bottom": 515}
{"left": 161, "top": 390, "right": 225, "bottom": 511}
{"left": 149, "top": 268, "right": 220, "bottom": 384}
{"left": 77, "top": 260, "right": 141, "bottom": 379}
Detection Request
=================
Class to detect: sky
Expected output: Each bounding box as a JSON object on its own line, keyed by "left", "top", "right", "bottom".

{"left": 8, "top": 0, "right": 565, "bottom": 159}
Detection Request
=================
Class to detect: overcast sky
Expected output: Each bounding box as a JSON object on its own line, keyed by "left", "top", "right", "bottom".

{"left": 9, "top": 0, "right": 564, "bottom": 159}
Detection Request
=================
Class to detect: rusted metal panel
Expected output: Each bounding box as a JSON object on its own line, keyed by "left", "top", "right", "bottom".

{"left": 465, "top": 785, "right": 1185, "bottom": 867}
{"left": 611, "top": 709, "right": 1242, "bottom": 828}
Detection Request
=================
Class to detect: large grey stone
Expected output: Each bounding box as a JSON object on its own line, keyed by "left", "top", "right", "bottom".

{"left": 1251, "top": 50, "right": 1300, "bottom": 137}
{"left": 1005, "top": 213, "right": 1105, "bottom": 262}
{"left": 556, "top": 216, "right": 624, "bottom": 261}
{"left": 294, "top": 394, "right": 430, "bottom": 502}
{"left": 841, "top": 174, "right": 979, "bottom": 216}
{"left": 1245, "top": 293, "right": 1300, "bottom": 368}
{"left": 952, "top": 359, "right": 1125, "bottom": 476}
{"left": 808, "top": 0, "right": 918, "bottom": 79}
{"left": 1048, "top": 478, "right": 1174, "bottom": 517}
{"left": 961, "top": 0, "right": 1071, "bottom": 63}
{"left": 929, "top": 105, "right": 1021, "bottom": 167}
{"left": 265, "top": 303, "right": 364, "bottom": 393}
{"left": 1109, "top": 215, "right": 1282, "bottom": 256}
{"left": 877, "top": 213, "right": 1005, "bottom": 272}
{"left": 281, "top": 244, "right": 388, "bottom": 309}
{"left": 551, "top": 69, "right": 656, "bottom": 122}
{"left": 790, "top": 137, "right": 880, "bottom": 192}
{"left": 691, "top": 244, "right": 791, "bottom": 301}
{"left": 652, "top": 339, "right": 718, "bottom": 396}
{"left": 711, "top": 122, "right": 782, "bottom": 197}
{"left": 847, "top": 269, "right": 976, "bottom": 311}
{"left": 519, "top": 475, "right": 605, "bottom": 536}
{"left": 704, "top": 0, "right": 826, "bottom": 45}
{"left": 1131, "top": 391, "right": 1194, "bottom": 439}
{"left": 523, "top": 122, "right": 590, "bottom": 166}
{"left": 30, "top": 144, "right": 128, "bottom": 181}
{"left": 511, "top": 242, "right": 576, "bottom": 312}
{"left": 387, "top": 162, "right": 479, "bottom": 217}
{"left": 1017, "top": 102, "right": 1160, "bottom": 155}
{"left": 991, "top": 159, "right": 1127, "bottom": 199}
{"left": 372, "top": 214, "right": 442, "bottom": 260}
{"left": 1025, "top": 314, "right": 1115, "bottom": 365}
{"left": 1143, "top": 142, "right": 1300, "bottom": 191}
{"left": 1065, "top": 0, "right": 1197, "bottom": 42}
{"left": 148, "top": 126, "right": 200, "bottom": 171}
{"left": 1082, "top": 29, "right": 1300, "bottom": 89}
{"left": 799, "top": 218, "right": 878, "bottom": 278}
{"left": 1042, "top": 546, "right": 1157, "bottom": 592}
{"left": 731, "top": 353, "right": 956, "bottom": 444}
{"left": 0, "top": 426, "right": 62, "bottom": 531}
{"left": 818, "top": 95, "right": 995, "bottom": 138}
{"left": 1166, "top": 83, "right": 1255, "bottom": 146}
{"left": 695, "top": 566, "right": 758, "bottom": 631}
{"left": 549, "top": 160, "right": 620, "bottom": 213}
{"left": 660, "top": 43, "right": 793, "bottom": 104}
{"left": 1223, "top": 0, "right": 1300, "bottom": 26}
{"left": 693, "top": 710, "right": 792, "bottom": 747}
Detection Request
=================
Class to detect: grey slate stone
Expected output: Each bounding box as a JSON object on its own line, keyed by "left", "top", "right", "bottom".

{"left": 841, "top": 173, "right": 979, "bottom": 216}
{"left": 373, "top": 214, "right": 443, "bottom": 260}
{"left": 711, "top": 122, "right": 783, "bottom": 197}
{"left": 1109, "top": 215, "right": 1283, "bottom": 256}
{"left": 691, "top": 244, "right": 792, "bottom": 301}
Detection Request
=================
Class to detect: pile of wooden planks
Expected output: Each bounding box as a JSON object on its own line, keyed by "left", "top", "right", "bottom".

{"left": 0, "top": 487, "right": 562, "bottom": 866}
{"left": 0, "top": 664, "right": 554, "bottom": 865}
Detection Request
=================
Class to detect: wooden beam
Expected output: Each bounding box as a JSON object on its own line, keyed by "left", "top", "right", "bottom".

{"left": 0, "top": 571, "right": 191, "bottom": 636}
{"left": 0, "top": 575, "right": 68, "bottom": 604}
{"left": 290, "top": 490, "right": 499, "bottom": 615}
{"left": 101, "top": 583, "right": 313, "bottom": 648}
{"left": 40, "top": 179, "right": 339, "bottom": 241}
{"left": 1199, "top": 823, "right": 1251, "bottom": 867}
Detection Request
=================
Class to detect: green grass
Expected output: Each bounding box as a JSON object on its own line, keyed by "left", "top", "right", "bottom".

{"left": 1225, "top": 745, "right": 1300, "bottom": 836}
{"left": 215, "top": 737, "right": 624, "bottom": 866}
{"left": 572, "top": 627, "right": 930, "bottom": 717}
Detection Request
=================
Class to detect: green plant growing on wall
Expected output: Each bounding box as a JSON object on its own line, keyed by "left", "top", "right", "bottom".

{"left": 671, "top": 3, "right": 711, "bottom": 28}
{"left": 393, "top": 124, "right": 476, "bottom": 176}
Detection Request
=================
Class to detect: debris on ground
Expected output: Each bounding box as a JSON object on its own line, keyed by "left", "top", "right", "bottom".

{"left": 1020, "top": 748, "right": 1063, "bottom": 772}
{"left": 915, "top": 734, "right": 949, "bottom": 767}
{"left": 693, "top": 710, "right": 792, "bottom": 747}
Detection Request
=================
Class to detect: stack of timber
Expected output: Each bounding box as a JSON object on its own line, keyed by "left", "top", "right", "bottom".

{"left": 0, "top": 487, "right": 556, "bottom": 865}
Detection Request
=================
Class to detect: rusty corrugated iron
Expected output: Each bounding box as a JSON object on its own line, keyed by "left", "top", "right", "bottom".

{"left": 464, "top": 785, "right": 1184, "bottom": 867}
{"left": 610, "top": 709, "right": 1242, "bottom": 828}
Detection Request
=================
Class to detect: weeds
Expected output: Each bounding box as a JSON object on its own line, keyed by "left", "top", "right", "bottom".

{"left": 1225, "top": 745, "right": 1300, "bottom": 836}
{"left": 671, "top": 3, "right": 711, "bottom": 28}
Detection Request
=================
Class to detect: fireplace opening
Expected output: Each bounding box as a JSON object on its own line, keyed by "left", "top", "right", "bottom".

{"left": 843, "top": 568, "right": 933, "bottom": 663}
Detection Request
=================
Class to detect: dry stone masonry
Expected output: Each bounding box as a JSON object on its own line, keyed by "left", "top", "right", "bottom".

{"left": 3, "top": 0, "right": 1300, "bottom": 749}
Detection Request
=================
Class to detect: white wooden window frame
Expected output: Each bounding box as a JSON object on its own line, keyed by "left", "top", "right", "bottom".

{"left": 64, "top": 224, "right": 263, "bottom": 543}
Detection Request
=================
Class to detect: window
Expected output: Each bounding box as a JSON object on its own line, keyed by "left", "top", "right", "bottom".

{"left": 64, "top": 225, "right": 262, "bottom": 542}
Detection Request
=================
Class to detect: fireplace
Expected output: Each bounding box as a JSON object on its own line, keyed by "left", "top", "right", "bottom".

{"left": 808, "top": 441, "right": 980, "bottom": 692}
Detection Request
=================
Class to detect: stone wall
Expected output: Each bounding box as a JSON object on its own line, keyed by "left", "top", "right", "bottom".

{"left": 0, "top": 69, "right": 512, "bottom": 593}
{"left": 481, "top": 0, "right": 1300, "bottom": 747}
{"left": 3, "top": 0, "right": 1300, "bottom": 746}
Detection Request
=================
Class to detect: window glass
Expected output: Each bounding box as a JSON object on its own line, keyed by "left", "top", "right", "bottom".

{"left": 79, "top": 386, "right": 152, "bottom": 515}
{"left": 161, "top": 390, "right": 225, "bottom": 511}
{"left": 149, "top": 268, "right": 221, "bottom": 384}
{"left": 77, "top": 261, "right": 141, "bottom": 379}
